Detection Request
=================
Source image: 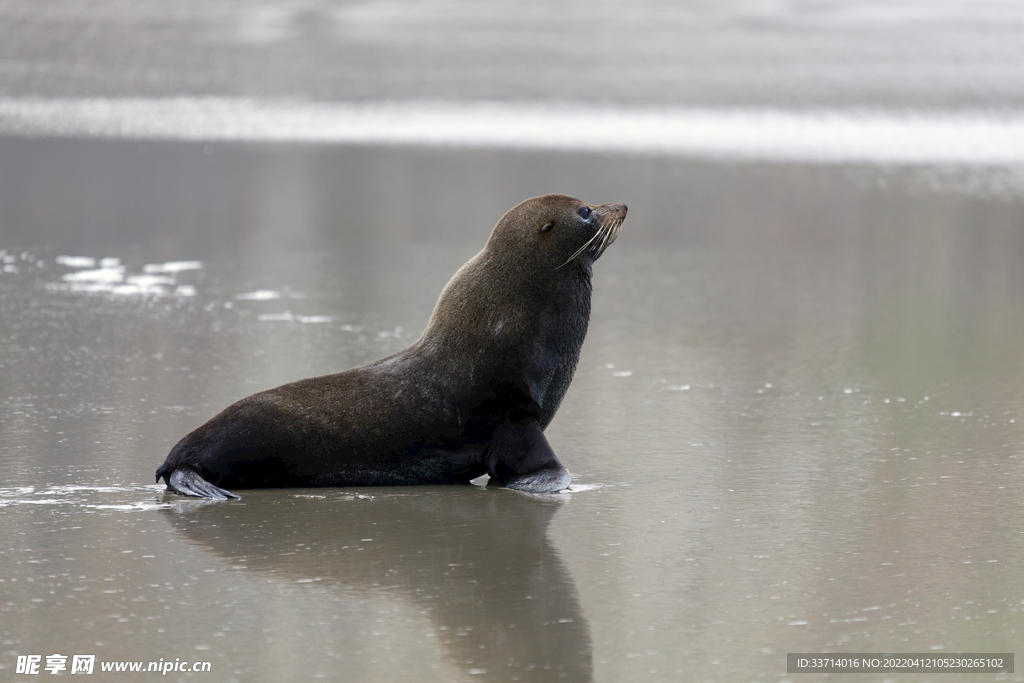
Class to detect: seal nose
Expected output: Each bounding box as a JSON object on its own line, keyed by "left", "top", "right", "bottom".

{"left": 599, "top": 203, "right": 627, "bottom": 218}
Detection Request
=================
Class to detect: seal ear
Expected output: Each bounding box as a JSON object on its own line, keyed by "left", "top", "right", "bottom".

{"left": 540, "top": 222, "right": 554, "bottom": 233}
{"left": 484, "top": 420, "right": 571, "bottom": 493}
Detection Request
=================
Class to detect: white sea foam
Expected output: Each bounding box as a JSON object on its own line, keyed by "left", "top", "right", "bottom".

{"left": 111, "top": 283, "right": 168, "bottom": 296}
{"left": 1, "top": 97, "right": 1024, "bottom": 166}
{"left": 237, "top": 289, "right": 283, "bottom": 300}
{"left": 61, "top": 266, "right": 126, "bottom": 283}
{"left": 257, "top": 311, "right": 333, "bottom": 323}
{"left": 39, "top": 485, "right": 145, "bottom": 494}
{"left": 566, "top": 483, "right": 609, "bottom": 493}
{"left": 0, "top": 484, "right": 168, "bottom": 509}
{"left": 87, "top": 502, "right": 172, "bottom": 511}
{"left": 126, "top": 274, "right": 175, "bottom": 287}
{"left": 55, "top": 255, "right": 97, "bottom": 268}
{"left": 258, "top": 311, "right": 295, "bottom": 322}
{"left": 143, "top": 260, "right": 202, "bottom": 273}
{"left": 52, "top": 261, "right": 201, "bottom": 298}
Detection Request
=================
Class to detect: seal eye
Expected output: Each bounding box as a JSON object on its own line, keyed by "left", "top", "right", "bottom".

{"left": 540, "top": 222, "right": 554, "bottom": 232}
{"left": 578, "top": 206, "right": 592, "bottom": 220}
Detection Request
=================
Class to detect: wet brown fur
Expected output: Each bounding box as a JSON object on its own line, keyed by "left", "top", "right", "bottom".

{"left": 156, "top": 194, "right": 627, "bottom": 497}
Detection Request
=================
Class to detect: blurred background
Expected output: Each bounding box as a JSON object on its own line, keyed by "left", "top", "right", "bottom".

{"left": 2, "top": 0, "right": 1024, "bottom": 107}
{"left": 2, "top": 2, "right": 1024, "bottom": 682}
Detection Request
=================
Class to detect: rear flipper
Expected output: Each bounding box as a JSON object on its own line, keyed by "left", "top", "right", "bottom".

{"left": 158, "top": 466, "right": 240, "bottom": 500}
{"left": 484, "top": 420, "right": 571, "bottom": 493}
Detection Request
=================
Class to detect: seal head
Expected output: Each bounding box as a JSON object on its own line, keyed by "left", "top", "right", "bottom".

{"left": 156, "top": 194, "right": 627, "bottom": 498}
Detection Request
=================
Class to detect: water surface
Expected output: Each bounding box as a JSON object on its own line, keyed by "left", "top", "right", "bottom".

{"left": 3, "top": 0, "right": 1024, "bottom": 679}
{"left": 2, "top": 138, "right": 1023, "bottom": 681}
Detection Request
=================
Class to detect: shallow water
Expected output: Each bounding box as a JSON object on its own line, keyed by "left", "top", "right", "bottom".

{"left": 4, "top": 0, "right": 1024, "bottom": 678}
{"left": 2, "top": 137, "right": 1024, "bottom": 681}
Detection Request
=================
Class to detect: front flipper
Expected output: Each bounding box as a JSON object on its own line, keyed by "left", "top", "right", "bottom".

{"left": 484, "top": 420, "right": 571, "bottom": 493}
{"left": 159, "top": 466, "right": 240, "bottom": 500}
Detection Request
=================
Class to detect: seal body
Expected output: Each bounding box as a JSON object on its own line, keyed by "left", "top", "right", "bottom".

{"left": 156, "top": 194, "right": 627, "bottom": 498}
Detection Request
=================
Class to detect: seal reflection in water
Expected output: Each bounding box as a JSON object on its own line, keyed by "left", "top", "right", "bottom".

{"left": 156, "top": 194, "right": 627, "bottom": 499}
{"left": 161, "top": 491, "right": 592, "bottom": 680}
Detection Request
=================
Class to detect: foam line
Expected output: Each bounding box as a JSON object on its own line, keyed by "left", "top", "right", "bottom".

{"left": 1, "top": 97, "right": 1023, "bottom": 165}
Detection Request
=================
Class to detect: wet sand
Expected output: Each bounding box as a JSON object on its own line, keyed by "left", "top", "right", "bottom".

{"left": 4, "top": 0, "right": 1024, "bottom": 679}
{"left": 2, "top": 137, "right": 1024, "bottom": 681}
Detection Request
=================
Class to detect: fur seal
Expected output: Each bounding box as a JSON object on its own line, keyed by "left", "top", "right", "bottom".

{"left": 155, "top": 194, "right": 626, "bottom": 499}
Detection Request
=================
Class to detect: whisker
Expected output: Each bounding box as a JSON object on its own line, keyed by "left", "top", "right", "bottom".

{"left": 594, "top": 219, "right": 616, "bottom": 257}
{"left": 555, "top": 229, "right": 602, "bottom": 270}
{"left": 592, "top": 229, "right": 607, "bottom": 257}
